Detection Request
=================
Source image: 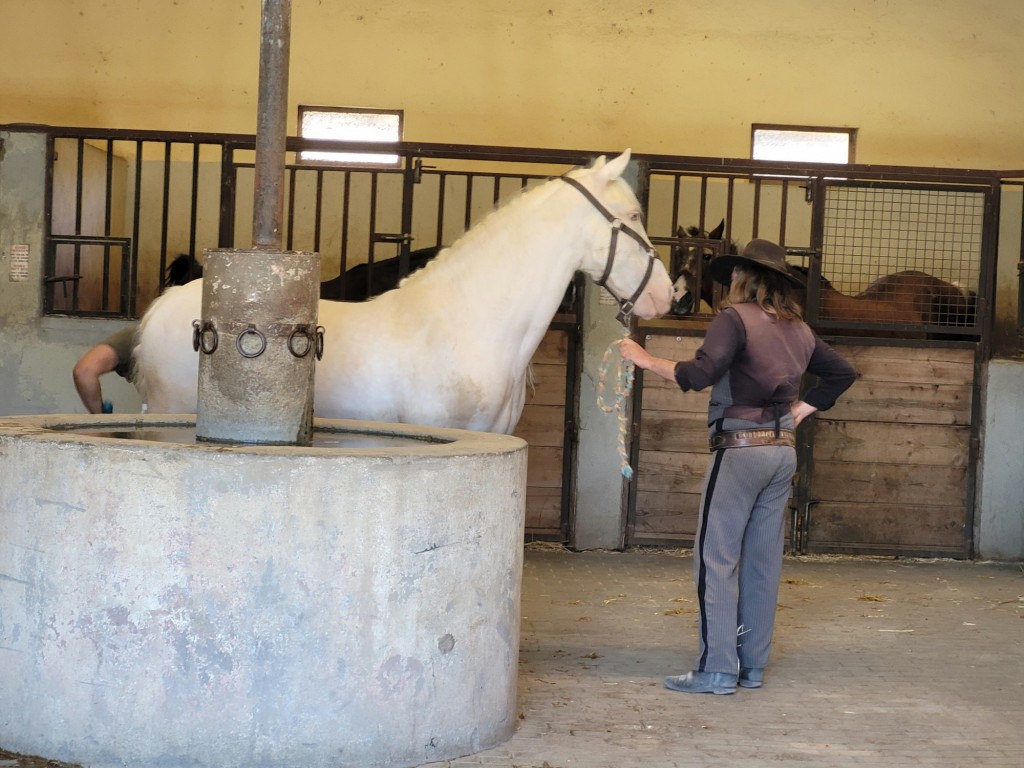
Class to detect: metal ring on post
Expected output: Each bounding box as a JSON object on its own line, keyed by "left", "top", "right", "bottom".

{"left": 193, "top": 320, "right": 219, "bottom": 355}
{"left": 315, "top": 326, "right": 325, "bottom": 360}
{"left": 287, "top": 325, "right": 313, "bottom": 358}
{"left": 236, "top": 324, "right": 267, "bottom": 359}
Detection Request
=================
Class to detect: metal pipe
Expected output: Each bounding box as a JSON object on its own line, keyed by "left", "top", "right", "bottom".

{"left": 252, "top": 0, "right": 291, "bottom": 250}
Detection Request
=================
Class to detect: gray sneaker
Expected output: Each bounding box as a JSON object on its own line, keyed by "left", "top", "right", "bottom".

{"left": 739, "top": 667, "right": 764, "bottom": 688}
{"left": 664, "top": 671, "right": 738, "bottom": 695}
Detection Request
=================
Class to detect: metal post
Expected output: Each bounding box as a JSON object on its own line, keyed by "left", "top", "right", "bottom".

{"left": 253, "top": 0, "right": 290, "bottom": 251}
{"left": 196, "top": 0, "right": 320, "bottom": 445}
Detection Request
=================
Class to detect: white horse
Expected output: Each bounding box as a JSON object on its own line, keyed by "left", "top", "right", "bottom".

{"left": 134, "top": 150, "right": 674, "bottom": 434}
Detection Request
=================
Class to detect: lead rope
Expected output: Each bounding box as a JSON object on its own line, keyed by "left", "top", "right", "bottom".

{"left": 596, "top": 333, "right": 636, "bottom": 479}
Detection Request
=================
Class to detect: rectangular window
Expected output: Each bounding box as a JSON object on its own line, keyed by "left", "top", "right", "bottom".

{"left": 751, "top": 124, "right": 857, "bottom": 164}
{"left": 298, "top": 105, "right": 403, "bottom": 166}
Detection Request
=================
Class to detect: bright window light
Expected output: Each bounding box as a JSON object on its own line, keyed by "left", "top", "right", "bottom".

{"left": 752, "top": 125, "right": 856, "bottom": 164}
{"left": 299, "top": 106, "right": 402, "bottom": 166}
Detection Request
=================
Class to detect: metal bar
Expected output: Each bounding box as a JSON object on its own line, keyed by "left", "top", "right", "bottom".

{"left": 724, "top": 178, "right": 735, "bottom": 245}
{"left": 698, "top": 176, "right": 708, "bottom": 233}
{"left": 251, "top": 0, "right": 291, "bottom": 250}
{"left": 20, "top": 124, "right": 1016, "bottom": 185}
{"left": 399, "top": 155, "right": 417, "bottom": 278}
{"left": 218, "top": 142, "right": 239, "bottom": 249}
{"left": 160, "top": 142, "right": 172, "bottom": 277}
{"left": 364, "top": 172, "right": 380, "bottom": 295}
{"left": 979, "top": 182, "right": 1000, "bottom": 355}
{"left": 313, "top": 169, "right": 324, "bottom": 254}
{"left": 285, "top": 165, "right": 297, "bottom": 251}
{"left": 339, "top": 170, "right": 351, "bottom": 274}
{"left": 43, "top": 134, "right": 56, "bottom": 314}
{"left": 558, "top": 319, "right": 582, "bottom": 543}
{"left": 130, "top": 139, "right": 144, "bottom": 316}
{"left": 73, "top": 138, "right": 84, "bottom": 310}
{"left": 463, "top": 175, "right": 474, "bottom": 232}
{"left": 751, "top": 177, "right": 762, "bottom": 238}
{"left": 778, "top": 179, "right": 789, "bottom": 245}
{"left": 436, "top": 173, "right": 447, "bottom": 246}
{"left": 102, "top": 138, "right": 114, "bottom": 309}
{"left": 670, "top": 175, "right": 681, "bottom": 238}
{"left": 189, "top": 142, "right": 201, "bottom": 260}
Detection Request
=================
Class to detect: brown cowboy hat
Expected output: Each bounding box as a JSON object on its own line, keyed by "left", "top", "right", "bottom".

{"left": 708, "top": 239, "right": 806, "bottom": 287}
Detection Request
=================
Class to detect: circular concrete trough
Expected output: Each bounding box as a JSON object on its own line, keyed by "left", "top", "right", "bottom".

{"left": 0, "top": 414, "right": 528, "bottom": 768}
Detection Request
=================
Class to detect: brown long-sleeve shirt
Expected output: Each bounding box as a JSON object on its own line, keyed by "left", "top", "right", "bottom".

{"left": 674, "top": 303, "right": 857, "bottom": 426}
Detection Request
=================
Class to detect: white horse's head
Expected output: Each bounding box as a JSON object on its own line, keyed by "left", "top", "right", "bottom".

{"left": 564, "top": 150, "right": 673, "bottom": 320}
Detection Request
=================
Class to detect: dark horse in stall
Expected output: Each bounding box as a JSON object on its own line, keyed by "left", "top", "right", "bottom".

{"left": 321, "top": 244, "right": 580, "bottom": 311}
{"left": 671, "top": 222, "right": 977, "bottom": 331}
{"left": 164, "top": 253, "right": 203, "bottom": 288}
{"left": 320, "top": 246, "right": 443, "bottom": 302}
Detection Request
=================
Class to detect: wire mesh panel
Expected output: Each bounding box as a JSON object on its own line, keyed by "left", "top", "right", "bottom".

{"left": 818, "top": 183, "right": 985, "bottom": 333}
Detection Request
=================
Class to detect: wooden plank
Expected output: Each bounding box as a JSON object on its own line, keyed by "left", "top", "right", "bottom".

{"left": 637, "top": 411, "right": 709, "bottom": 453}
{"left": 643, "top": 334, "right": 703, "bottom": 360}
{"left": 807, "top": 501, "right": 967, "bottom": 550}
{"left": 524, "top": 362, "right": 567, "bottom": 407}
{"left": 638, "top": 383, "right": 710, "bottom": 413}
{"left": 525, "top": 487, "right": 562, "bottom": 532}
{"left": 811, "top": 460, "right": 966, "bottom": 506}
{"left": 634, "top": 491, "right": 700, "bottom": 537}
{"left": 813, "top": 421, "right": 970, "bottom": 467}
{"left": 532, "top": 329, "right": 569, "bottom": 365}
{"left": 824, "top": 378, "right": 972, "bottom": 425}
{"left": 832, "top": 344, "right": 974, "bottom": 385}
{"left": 637, "top": 335, "right": 709, "bottom": 411}
{"left": 525, "top": 445, "right": 563, "bottom": 488}
{"left": 513, "top": 404, "right": 565, "bottom": 447}
{"left": 636, "top": 449, "right": 709, "bottom": 494}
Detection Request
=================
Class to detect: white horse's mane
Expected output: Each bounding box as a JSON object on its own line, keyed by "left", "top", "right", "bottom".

{"left": 396, "top": 173, "right": 566, "bottom": 291}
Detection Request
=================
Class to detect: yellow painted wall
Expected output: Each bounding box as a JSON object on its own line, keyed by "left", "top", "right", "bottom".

{"left": 2, "top": 0, "right": 1023, "bottom": 169}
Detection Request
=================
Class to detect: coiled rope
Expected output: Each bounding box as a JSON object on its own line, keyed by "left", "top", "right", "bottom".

{"left": 596, "top": 333, "right": 636, "bottom": 479}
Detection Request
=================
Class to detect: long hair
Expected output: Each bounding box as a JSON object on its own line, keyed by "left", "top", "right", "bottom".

{"left": 724, "top": 265, "right": 803, "bottom": 320}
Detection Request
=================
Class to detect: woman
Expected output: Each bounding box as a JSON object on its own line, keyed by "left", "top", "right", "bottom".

{"left": 619, "top": 238, "right": 857, "bottom": 695}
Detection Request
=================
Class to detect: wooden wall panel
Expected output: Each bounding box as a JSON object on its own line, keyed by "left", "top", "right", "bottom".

{"left": 808, "top": 502, "right": 967, "bottom": 551}
{"left": 804, "top": 342, "right": 976, "bottom": 557}
{"left": 629, "top": 334, "right": 977, "bottom": 557}
{"left": 513, "top": 328, "right": 573, "bottom": 539}
{"left": 631, "top": 334, "right": 709, "bottom": 545}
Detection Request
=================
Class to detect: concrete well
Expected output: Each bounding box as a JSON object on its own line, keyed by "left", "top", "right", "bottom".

{"left": 0, "top": 414, "right": 527, "bottom": 768}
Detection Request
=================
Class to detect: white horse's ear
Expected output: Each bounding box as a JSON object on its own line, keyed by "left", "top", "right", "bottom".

{"left": 596, "top": 149, "right": 632, "bottom": 182}
{"left": 590, "top": 155, "right": 608, "bottom": 170}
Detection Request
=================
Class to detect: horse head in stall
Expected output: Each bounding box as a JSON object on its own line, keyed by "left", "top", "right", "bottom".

{"left": 669, "top": 226, "right": 976, "bottom": 335}
{"left": 134, "top": 149, "right": 673, "bottom": 435}
{"left": 669, "top": 219, "right": 734, "bottom": 315}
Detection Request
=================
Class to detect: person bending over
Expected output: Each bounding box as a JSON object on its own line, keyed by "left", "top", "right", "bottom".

{"left": 72, "top": 325, "right": 138, "bottom": 414}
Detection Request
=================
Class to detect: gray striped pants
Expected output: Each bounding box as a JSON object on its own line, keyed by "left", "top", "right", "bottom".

{"left": 692, "top": 443, "right": 797, "bottom": 675}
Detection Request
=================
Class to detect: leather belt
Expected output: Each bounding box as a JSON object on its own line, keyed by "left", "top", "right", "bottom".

{"left": 709, "top": 428, "right": 796, "bottom": 452}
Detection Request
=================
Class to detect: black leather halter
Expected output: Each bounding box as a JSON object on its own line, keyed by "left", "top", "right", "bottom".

{"left": 560, "top": 175, "right": 658, "bottom": 324}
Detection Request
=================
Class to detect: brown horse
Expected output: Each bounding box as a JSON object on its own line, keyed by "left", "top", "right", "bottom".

{"left": 671, "top": 230, "right": 976, "bottom": 331}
